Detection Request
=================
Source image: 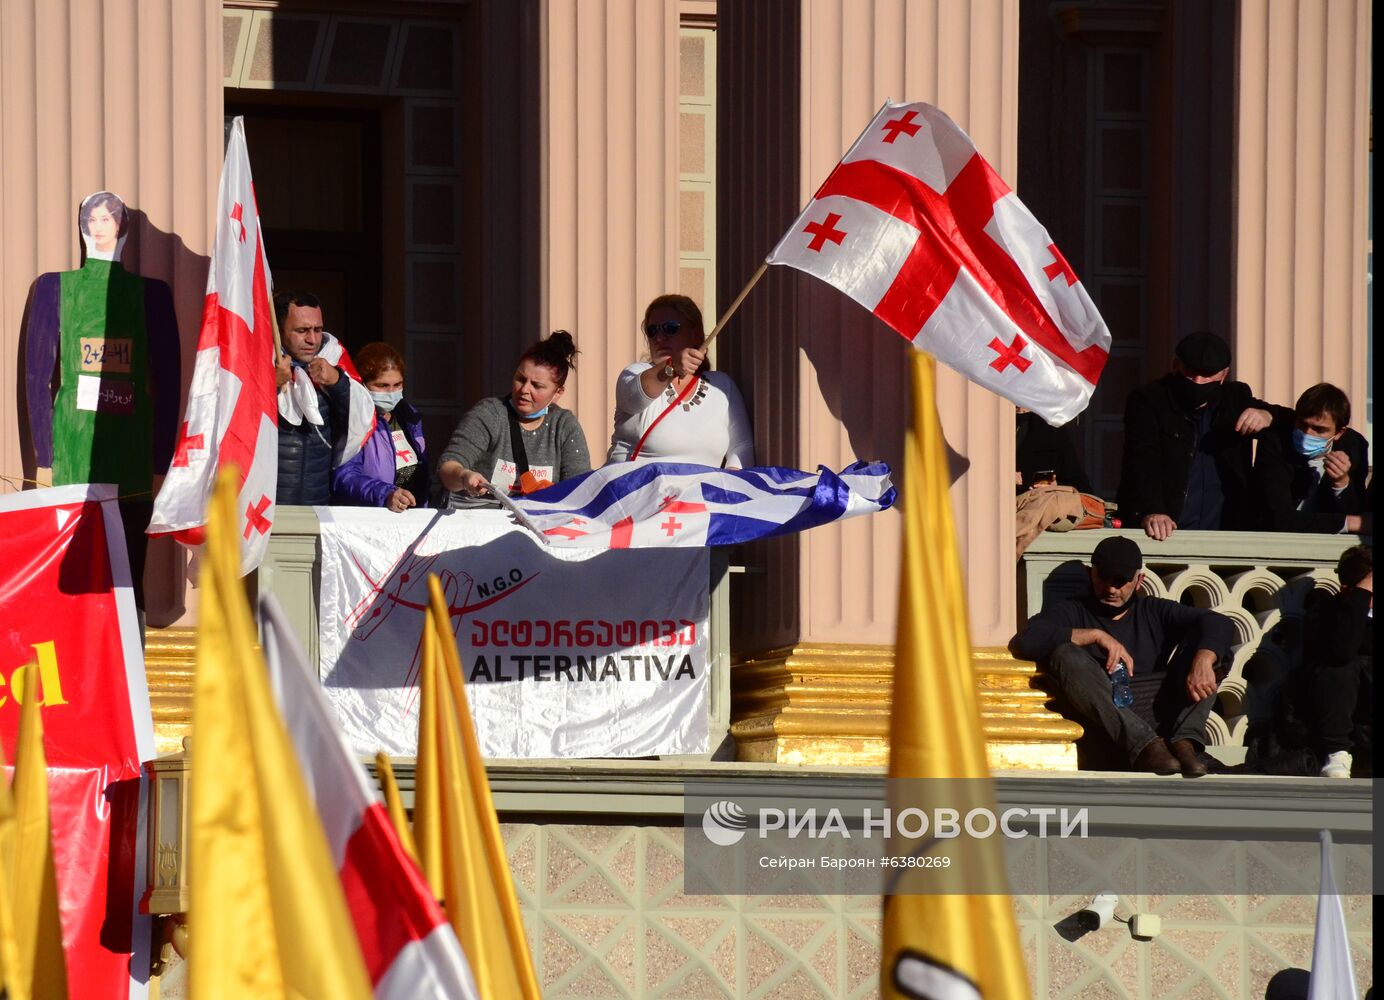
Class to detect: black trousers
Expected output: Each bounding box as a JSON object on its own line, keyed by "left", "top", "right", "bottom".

{"left": 1311, "top": 656, "right": 1372, "bottom": 756}
{"left": 1044, "top": 642, "right": 1217, "bottom": 764}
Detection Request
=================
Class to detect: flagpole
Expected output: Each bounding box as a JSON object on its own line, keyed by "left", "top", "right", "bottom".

{"left": 701, "top": 261, "right": 768, "bottom": 351}
{"left": 260, "top": 242, "right": 284, "bottom": 357}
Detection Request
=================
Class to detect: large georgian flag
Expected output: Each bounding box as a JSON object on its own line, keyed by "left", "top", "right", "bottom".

{"left": 767, "top": 101, "right": 1110, "bottom": 426}
{"left": 148, "top": 116, "right": 280, "bottom": 573}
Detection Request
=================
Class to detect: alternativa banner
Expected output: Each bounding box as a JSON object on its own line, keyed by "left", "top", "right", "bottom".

{"left": 317, "top": 508, "right": 710, "bottom": 758}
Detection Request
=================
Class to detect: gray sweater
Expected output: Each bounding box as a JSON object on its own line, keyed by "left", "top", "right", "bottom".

{"left": 438, "top": 397, "right": 591, "bottom": 508}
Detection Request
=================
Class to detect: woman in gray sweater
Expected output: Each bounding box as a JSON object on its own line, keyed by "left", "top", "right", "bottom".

{"left": 436, "top": 330, "right": 591, "bottom": 507}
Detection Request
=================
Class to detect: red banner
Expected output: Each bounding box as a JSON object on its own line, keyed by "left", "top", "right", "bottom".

{"left": 0, "top": 484, "right": 154, "bottom": 998}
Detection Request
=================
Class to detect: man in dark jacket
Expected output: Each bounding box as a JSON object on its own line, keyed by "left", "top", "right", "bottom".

{"left": 1304, "top": 544, "right": 1372, "bottom": 778}
{"left": 1010, "top": 536, "right": 1235, "bottom": 776}
{"left": 1253, "top": 383, "right": 1371, "bottom": 535}
{"left": 1116, "top": 331, "right": 1282, "bottom": 540}
{"left": 274, "top": 290, "right": 352, "bottom": 505}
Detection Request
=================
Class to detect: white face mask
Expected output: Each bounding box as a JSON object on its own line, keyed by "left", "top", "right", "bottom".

{"left": 370, "top": 389, "right": 403, "bottom": 412}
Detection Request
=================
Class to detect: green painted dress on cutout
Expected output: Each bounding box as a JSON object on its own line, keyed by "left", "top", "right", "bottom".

{"left": 26, "top": 258, "right": 179, "bottom": 495}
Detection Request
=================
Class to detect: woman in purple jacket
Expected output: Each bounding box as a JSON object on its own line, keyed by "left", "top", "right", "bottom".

{"left": 331, "top": 342, "right": 430, "bottom": 511}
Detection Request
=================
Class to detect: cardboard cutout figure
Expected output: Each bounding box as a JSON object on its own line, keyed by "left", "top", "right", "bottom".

{"left": 24, "top": 191, "right": 181, "bottom": 607}
{"left": 25, "top": 191, "right": 180, "bottom": 493}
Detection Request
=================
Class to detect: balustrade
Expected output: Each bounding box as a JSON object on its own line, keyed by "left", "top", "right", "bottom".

{"left": 1020, "top": 528, "right": 1365, "bottom": 761}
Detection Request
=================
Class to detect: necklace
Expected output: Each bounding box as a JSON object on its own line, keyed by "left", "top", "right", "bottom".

{"left": 664, "top": 377, "right": 709, "bottom": 410}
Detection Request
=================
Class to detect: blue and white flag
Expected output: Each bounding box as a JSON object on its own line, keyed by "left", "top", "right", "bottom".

{"left": 506, "top": 461, "right": 896, "bottom": 549}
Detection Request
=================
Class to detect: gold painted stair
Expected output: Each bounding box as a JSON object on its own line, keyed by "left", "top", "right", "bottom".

{"left": 144, "top": 627, "right": 195, "bottom": 756}
{"left": 730, "top": 643, "right": 1081, "bottom": 770}
{"left": 143, "top": 629, "right": 1080, "bottom": 770}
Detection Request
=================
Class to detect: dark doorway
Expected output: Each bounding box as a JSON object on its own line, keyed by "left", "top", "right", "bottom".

{"left": 224, "top": 102, "right": 384, "bottom": 354}
{"left": 1018, "top": 1, "right": 1236, "bottom": 499}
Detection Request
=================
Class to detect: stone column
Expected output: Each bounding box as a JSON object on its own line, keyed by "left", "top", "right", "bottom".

{"left": 1233, "top": 0, "right": 1371, "bottom": 420}
{"left": 719, "top": 0, "right": 1078, "bottom": 769}
{"left": 0, "top": 0, "right": 222, "bottom": 626}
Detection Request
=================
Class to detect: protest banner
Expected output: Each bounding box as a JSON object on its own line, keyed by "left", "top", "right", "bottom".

{"left": 318, "top": 508, "right": 710, "bottom": 758}
{"left": 0, "top": 483, "right": 155, "bottom": 998}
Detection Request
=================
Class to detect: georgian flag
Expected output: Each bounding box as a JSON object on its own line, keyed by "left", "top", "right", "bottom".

{"left": 507, "top": 461, "right": 895, "bottom": 549}
{"left": 260, "top": 594, "right": 480, "bottom": 1000}
{"left": 148, "top": 116, "right": 281, "bottom": 573}
{"left": 766, "top": 101, "right": 1110, "bottom": 426}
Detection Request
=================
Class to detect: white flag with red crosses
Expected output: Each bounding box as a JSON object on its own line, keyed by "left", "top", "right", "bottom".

{"left": 148, "top": 116, "right": 281, "bottom": 573}
{"left": 767, "top": 101, "right": 1111, "bottom": 426}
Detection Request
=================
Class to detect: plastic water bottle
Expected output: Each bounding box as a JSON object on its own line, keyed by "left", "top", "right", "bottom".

{"left": 1110, "top": 663, "right": 1134, "bottom": 707}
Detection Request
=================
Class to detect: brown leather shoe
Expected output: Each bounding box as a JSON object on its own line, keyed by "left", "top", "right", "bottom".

{"left": 1133, "top": 738, "right": 1179, "bottom": 775}
{"left": 1170, "top": 739, "right": 1208, "bottom": 778}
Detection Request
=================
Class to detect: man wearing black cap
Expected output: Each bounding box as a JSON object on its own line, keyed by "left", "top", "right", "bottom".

{"left": 1116, "top": 331, "right": 1285, "bottom": 541}
{"left": 1009, "top": 535, "right": 1236, "bottom": 776}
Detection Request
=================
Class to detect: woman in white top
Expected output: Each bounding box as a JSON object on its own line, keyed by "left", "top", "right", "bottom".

{"left": 607, "top": 294, "right": 754, "bottom": 467}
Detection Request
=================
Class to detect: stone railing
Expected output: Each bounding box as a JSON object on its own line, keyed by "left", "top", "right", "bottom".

{"left": 1020, "top": 528, "right": 1368, "bottom": 761}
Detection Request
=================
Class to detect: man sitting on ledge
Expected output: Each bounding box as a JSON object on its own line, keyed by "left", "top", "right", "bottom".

{"left": 1009, "top": 536, "right": 1235, "bottom": 777}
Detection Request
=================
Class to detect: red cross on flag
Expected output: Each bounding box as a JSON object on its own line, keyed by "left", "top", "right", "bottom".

{"left": 148, "top": 116, "right": 281, "bottom": 573}
{"left": 766, "top": 101, "right": 1110, "bottom": 426}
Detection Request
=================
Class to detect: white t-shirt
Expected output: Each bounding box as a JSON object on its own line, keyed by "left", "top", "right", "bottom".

{"left": 606, "top": 363, "right": 755, "bottom": 467}
{"left": 391, "top": 428, "right": 419, "bottom": 472}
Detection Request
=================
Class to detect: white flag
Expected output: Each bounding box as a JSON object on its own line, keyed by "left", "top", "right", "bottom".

{"left": 1307, "top": 829, "right": 1359, "bottom": 1000}
{"left": 767, "top": 101, "right": 1111, "bottom": 426}
{"left": 147, "top": 116, "right": 281, "bottom": 572}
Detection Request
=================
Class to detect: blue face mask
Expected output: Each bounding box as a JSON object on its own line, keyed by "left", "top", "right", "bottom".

{"left": 508, "top": 398, "right": 549, "bottom": 421}
{"left": 1292, "top": 428, "right": 1332, "bottom": 457}
{"left": 370, "top": 389, "right": 403, "bottom": 412}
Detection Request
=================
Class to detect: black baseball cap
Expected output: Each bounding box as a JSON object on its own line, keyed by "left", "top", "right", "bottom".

{"left": 1175, "top": 331, "right": 1231, "bottom": 375}
{"left": 1091, "top": 536, "right": 1143, "bottom": 583}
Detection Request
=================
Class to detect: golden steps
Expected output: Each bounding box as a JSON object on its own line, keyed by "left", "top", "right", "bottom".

{"left": 144, "top": 626, "right": 196, "bottom": 756}
{"left": 142, "top": 628, "right": 1081, "bottom": 771}
{"left": 729, "top": 643, "right": 1081, "bottom": 770}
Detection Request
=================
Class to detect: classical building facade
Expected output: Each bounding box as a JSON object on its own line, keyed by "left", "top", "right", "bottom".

{"left": 0, "top": 1, "right": 1371, "bottom": 996}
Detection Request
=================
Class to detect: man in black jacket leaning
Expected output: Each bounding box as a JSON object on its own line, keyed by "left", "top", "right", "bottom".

{"left": 1116, "top": 331, "right": 1282, "bottom": 541}
{"left": 1010, "top": 536, "right": 1235, "bottom": 776}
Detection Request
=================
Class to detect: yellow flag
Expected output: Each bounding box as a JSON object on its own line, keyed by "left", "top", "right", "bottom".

{"left": 0, "top": 741, "right": 30, "bottom": 1000}
{"left": 412, "top": 621, "right": 444, "bottom": 892}
{"left": 188, "top": 468, "right": 372, "bottom": 1000}
{"left": 374, "top": 751, "right": 419, "bottom": 864}
{"left": 880, "top": 352, "right": 1031, "bottom": 1000}
{"left": 7, "top": 663, "right": 69, "bottom": 1000}
{"left": 414, "top": 574, "right": 541, "bottom": 999}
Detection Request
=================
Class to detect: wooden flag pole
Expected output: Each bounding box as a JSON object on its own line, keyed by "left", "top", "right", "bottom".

{"left": 701, "top": 260, "right": 768, "bottom": 352}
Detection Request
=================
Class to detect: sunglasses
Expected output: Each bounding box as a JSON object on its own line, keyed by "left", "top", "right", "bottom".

{"left": 644, "top": 320, "right": 683, "bottom": 338}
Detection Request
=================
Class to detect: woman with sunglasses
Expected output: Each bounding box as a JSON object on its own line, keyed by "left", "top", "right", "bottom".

{"left": 607, "top": 294, "right": 754, "bottom": 468}
{"left": 436, "top": 330, "right": 591, "bottom": 507}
